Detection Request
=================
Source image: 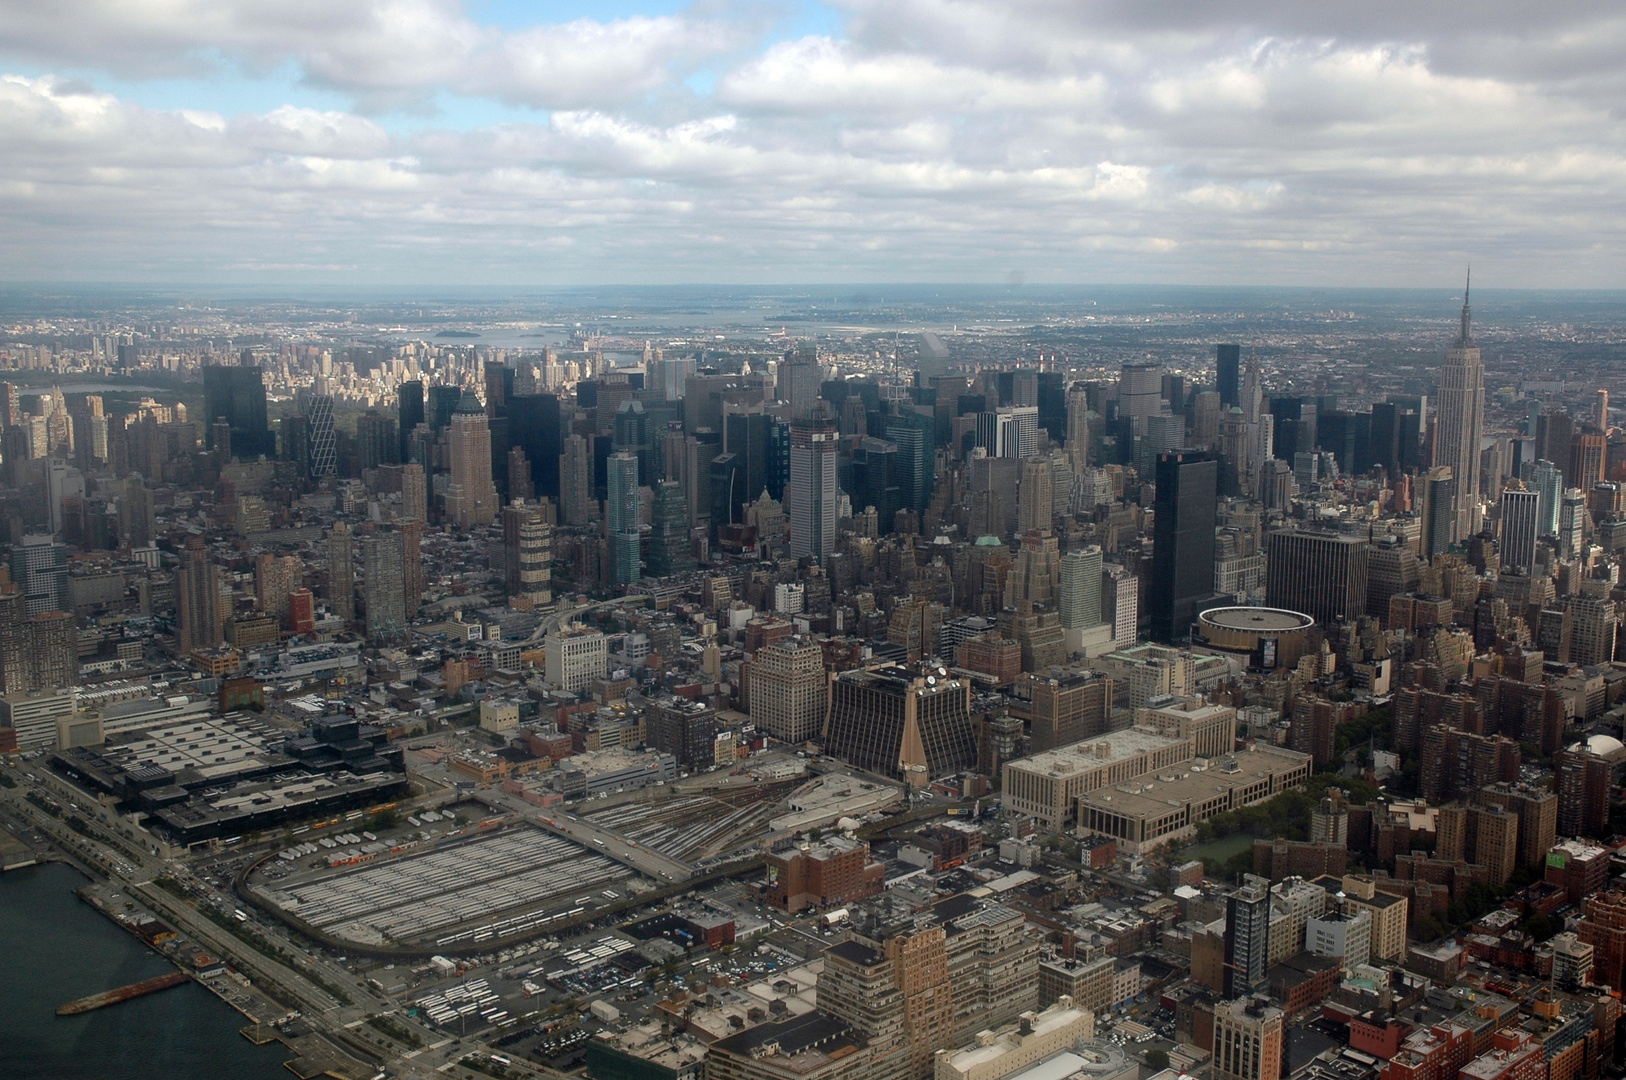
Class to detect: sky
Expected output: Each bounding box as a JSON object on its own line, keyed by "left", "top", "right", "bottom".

{"left": 3, "top": 1, "right": 1626, "bottom": 288}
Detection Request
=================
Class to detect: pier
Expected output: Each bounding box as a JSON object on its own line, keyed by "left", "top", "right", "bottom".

{"left": 57, "top": 970, "right": 191, "bottom": 1015}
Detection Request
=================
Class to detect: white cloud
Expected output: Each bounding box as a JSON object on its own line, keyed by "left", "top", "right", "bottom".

{"left": 1, "top": 2, "right": 1626, "bottom": 282}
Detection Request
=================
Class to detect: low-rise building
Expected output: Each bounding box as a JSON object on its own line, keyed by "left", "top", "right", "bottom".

{"left": 705, "top": 1013, "right": 873, "bottom": 1080}
{"left": 933, "top": 998, "right": 1096, "bottom": 1080}
{"left": 1001, "top": 728, "right": 1191, "bottom": 829}
{"left": 1073, "top": 744, "right": 1312, "bottom": 855}
{"left": 765, "top": 837, "right": 884, "bottom": 913}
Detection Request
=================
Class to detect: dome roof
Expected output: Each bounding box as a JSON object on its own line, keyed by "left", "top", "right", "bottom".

{"left": 1587, "top": 734, "right": 1625, "bottom": 758}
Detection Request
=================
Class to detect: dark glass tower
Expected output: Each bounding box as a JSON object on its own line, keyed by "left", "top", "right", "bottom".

{"left": 428, "top": 385, "right": 462, "bottom": 432}
{"left": 1037, "top": 371, "right": 1067, "bottom": 441}
{"left": 508, "top": 394, "right": 563, "bottom": 502}
{"left": 1216, "top": 344, "right": 1241, "bottom": 408}
{"left": 397, "top": 380, "right": 424, "bottom": 462}
{"left": 202, "top": 365, "right": 274, "bottom": 459}
{"left": 1150, "top": 451, "right": 1217, "bottom": 642}
{"left": 884, "top": 409, "right": 936, "bottom": 514}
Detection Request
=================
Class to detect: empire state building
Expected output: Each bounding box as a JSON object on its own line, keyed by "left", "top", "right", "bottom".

{"left": 1435, "top": 273, "right": 1485, "bottom": 542}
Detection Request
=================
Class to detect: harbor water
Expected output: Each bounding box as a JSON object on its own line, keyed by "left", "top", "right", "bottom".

{"left": 0, "top": 861, "right": 289, "bottom": 1080}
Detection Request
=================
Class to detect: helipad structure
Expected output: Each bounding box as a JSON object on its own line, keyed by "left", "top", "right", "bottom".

{"left": 1195, "top": 606, "right": 1317, "bottom": 669}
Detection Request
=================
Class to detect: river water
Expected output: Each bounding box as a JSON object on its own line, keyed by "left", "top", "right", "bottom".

{"left": 0, "top": 861, "right": 289, "bottom": 1080}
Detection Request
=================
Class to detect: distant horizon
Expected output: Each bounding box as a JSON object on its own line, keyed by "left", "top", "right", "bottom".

{"left": 5, "top": 280, "right": 1626, "bottom": 297}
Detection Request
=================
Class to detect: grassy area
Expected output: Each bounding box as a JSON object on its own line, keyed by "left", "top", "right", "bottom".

{"left": 1178, "top": 833, "right": 1256, "bottom": 865}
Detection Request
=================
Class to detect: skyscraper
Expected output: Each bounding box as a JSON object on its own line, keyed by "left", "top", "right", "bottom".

{"left": 607, "top": 450, "right": 641, "bottom": 585}
{"left": 446, "top": 390, "right": 499, "bottom": 528}
{"left": 1499, "top": 487, "right": 1539, "bottom": 573}
{"left": 780, "top": 343, "right": 822, "bottom": 419}
{"left": 177, "top": 534, "right": 224, "bottom": 652}
{"left": 1103, "top": 565, "right": 1138, "bottom": 649}
{"left": 1559, "top": 488, "right": 1587, "bottom": 559}
{"left": 354, "top": 410, "right": 398, "bottom": 471}
{"left": 646, "top": 480, "right": 693, "bottom": 577}
{"left": 428, "top": 384, "right": 461, "bottom": 431}
{"left": 1213, "top": 998, "right": 1284, "bottom": 1080}
{"left": 401, "top": 462, "right": 428, "bottom": 523}
{"left": 788, "top": 418, "right": 839, "bottom": 562}
{"left": 397, "top": 380, "right": 424, "bottom": 463}
{"left": 1150, "top": 452, "right": 1218, "bottom": 642}
{"left": 1224, "top": 874, "right": 1272, "bottom": 998}
{"left": 1264, "top": 530, "right": 1370, "bottom": 627}
{"left": 0, "top": 588, "right": 26, "bottom": 693}
{"left": 977, "top": 406, "right": 1039, "bottom": 459}
{"left": 1421, "top": 467, "right": 1457, "bottom": 559}
{"left": 363, "top": 530, "right": 406, "bottom": 642}
{"left": 13, "top": 534, "right": 67, "bottom": 615}
{"left": 884, "top": 409, "right": 936, "bottom": 515}
{"left": 401, "top": 516, "right": 424, "bottom": 615}
{"left": 508, "top": 393, "right": 563, "bottom": 502}
{"left": 1017, "top": 457, "right": 1054, "bottom": 535}
{"left": 202, "top": 365, "right": 274, "bottom": 459}
{"left": 302, "top": 391, "right": 336, "bottom": 477}
{"left": 327, "top": 520, "right": 354, "bottom": 624}
{"left": 515, "top": 516, "right": 552, "bottom": 609}
{"left": 1216, "top": 344, "right": 1241, "bottom": 408}
{"left": 560, "top": 434, "right": 594, "bottom": 526}
{"left": 1059, "top": 546, "right": 1104, "bottom": 632}
{"left": 823, "top": 663, "right": 978, "bottom": 784}
{"left": 1531, "top": 459, "right": 1564, "bottom": 536}
{"left": 1118, "top": 363, "right": 1162, "bottom": 427}
{"left": 1436, "top": 274, "right": 1485, "bottom": 538}
{"left": 749, "top": 637, "right": 828, "bottom": 744}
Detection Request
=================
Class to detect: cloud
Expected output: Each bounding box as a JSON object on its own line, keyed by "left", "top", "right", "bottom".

{"left": 0, "top": 1, "right": 740, "bottom": 111}
{"left": 1, "top": 1, "right": 1626, "bottom": 283}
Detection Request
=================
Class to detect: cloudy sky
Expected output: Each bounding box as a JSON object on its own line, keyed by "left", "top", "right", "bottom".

{"left": 3, "top": 0, "right": 1625, "bottom": 287}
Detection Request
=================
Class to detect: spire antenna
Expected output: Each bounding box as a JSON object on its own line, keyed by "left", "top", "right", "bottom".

{"left": 1459, "top": 267, "right": 1473, "bottom": 344}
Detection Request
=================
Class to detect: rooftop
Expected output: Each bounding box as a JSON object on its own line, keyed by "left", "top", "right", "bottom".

{"left": 1074, "top": 744, "right": 1310, "bottom": 819}
{"left": 1008, "top": 728, "right": 1189, "bottom": 778}
{"left": 1199, "top": 606, "right": 1316, "bottom": 632}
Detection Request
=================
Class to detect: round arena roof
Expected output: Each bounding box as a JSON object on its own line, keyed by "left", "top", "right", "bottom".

{"left": 1198, "top": 607, "right": 1316, "bottom": 632}
{"left": 1587, "top": 734, "right": 1625, "bottom": 758}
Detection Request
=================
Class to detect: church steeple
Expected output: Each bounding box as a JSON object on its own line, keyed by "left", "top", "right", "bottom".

{"left": 1458, "top": 268, "right": 1472, "bottom": 345}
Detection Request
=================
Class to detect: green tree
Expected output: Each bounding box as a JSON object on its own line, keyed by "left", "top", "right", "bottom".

{"left": 1145, "top": 1050, "right": 1170, "bottom": 1070}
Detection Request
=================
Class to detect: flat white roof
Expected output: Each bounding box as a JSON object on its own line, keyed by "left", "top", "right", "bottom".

{"left": 1008, "top": 728, "right": 1186, "bottom": 777}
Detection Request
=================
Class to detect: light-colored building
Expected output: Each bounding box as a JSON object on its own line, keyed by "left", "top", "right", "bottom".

{"left": 1328, "top": 875, "right": 1408, "bottom": 963}
{"left": 1001, "top": 728, "right": 1191, "bottom": 829}
{"left": 1306, "top": 904, "right": 1372, "bottom": 970}
{"left": 1549, "top": 931, "right": 1594, "bottom": 991}
{"left": 750, "top": 637, "right": 828, "bottom": 745}
{"left": 0, "top": 688, "right": 76, "bottom": 750}
{"left": 933, "top": 999, "right": 1095, "bottom": 1080}
{"left": 545, "top": 625, "right": 608, "bottom": 694}
{"left": 1133, "top": 697, "right": 1236, "bottom": 759}
{"left": 479, "top": 699, "right": 520, "bottom": 732}
{"left": 1435, "top": 280, "right": 1485, "bottom": 540}
{"left": 1268, "top": 878, "right": 1331, "bottom": 965}
{"left": 1072, "top": 744, "right": 1312, "bottom": 855}
{"left": 446, "top": 390, "right": 499, "bottom": 528}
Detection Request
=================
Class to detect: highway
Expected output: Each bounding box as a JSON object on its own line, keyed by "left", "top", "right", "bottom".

{"left": 0, "top": 766, "right": 472, "bottom": 1080}
{"left": 522, "top": 594, "right": 642, "bottom": 646}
